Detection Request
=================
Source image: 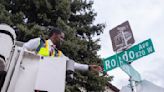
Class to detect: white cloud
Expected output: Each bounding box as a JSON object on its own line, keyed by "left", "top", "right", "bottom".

{"left": 93, "top": 0, "right": 164, "bottom": 89}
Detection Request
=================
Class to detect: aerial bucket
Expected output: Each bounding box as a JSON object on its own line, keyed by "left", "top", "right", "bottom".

{"left": 0, "top": 24, "right": 16, "bottom": 71}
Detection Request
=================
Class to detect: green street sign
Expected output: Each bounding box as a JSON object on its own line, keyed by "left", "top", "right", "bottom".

{"left": 103, "top": 39, "right": 155, "bottom": 72}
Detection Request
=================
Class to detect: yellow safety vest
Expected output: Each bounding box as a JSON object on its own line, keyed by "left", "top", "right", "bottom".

{"left": 37, "top": 40, "right": 62, "bottom": 57}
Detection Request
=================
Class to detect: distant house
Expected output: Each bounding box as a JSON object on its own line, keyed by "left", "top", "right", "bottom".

{"left": 104, "top": 82, "right": 120, "bottom": 92}
{"left": 79, "top": 82, "right": 119, "bottom": 92}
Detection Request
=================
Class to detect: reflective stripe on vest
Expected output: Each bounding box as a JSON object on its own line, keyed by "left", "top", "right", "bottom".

{"left": 37, "top": 40, "right": 62, "bottom": 57}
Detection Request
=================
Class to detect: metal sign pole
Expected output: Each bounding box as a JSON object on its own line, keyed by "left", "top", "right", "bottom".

{"left": 121, "top": 31, "right": 137, "bottom": 92}
{"left": 116, "top": 49, "right": 137, "bottom": 92}
{"left": 129, "top": 77, "right": 137, "bottom": 92}
{"left": 108, "top": 21, "right": 144, "bottom": 92}
{"left": 114, "top": 30, "right": 137, "bottom": 92}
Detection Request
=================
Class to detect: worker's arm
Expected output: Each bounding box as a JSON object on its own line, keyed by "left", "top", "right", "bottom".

{"left": 61, "top": 50, "right": 102, "bottom": 72}
{"left": 61, "top": 54, "right": 89, "bottom": 72}
{"left": 74, "top": 63, "right": 102, "bottom": 72}
{"left": 23, "top": 38, "right": 40, "bottom": 51}
{"left": 66, "top": 58, "right": 101, "bottom": 72}
{"left": 74, "top": 62, "right": 89, "bottom": 72}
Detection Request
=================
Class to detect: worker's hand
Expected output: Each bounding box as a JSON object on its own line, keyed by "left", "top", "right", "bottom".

{"left": 89, "top": 65, "right": 102, "bottom": 72}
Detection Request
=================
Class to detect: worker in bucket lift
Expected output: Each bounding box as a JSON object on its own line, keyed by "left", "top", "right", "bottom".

{"left": 23, "top": 27, "right": 102, "bottom": 71}
{"left": 23, "top": 27, "right": 102, "bottom": 91}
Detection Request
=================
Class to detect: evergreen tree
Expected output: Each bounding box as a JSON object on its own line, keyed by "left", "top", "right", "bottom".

{"left": 0, "top": 0, "right": 112, "bottom": 91}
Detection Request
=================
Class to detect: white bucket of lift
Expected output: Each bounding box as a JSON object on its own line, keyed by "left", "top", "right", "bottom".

{"left": 0, "top": 24, "right": 16, "bottom": 71}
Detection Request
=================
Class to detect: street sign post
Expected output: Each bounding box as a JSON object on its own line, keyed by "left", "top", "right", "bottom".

{"left": 108, "top": 21, "right": 155, "bottom": 92}
{"left": 110, "top": 21, "right": 135, "bottom": 51}
{"left": 103, "top": 39, "right": 155, "bottom": 72}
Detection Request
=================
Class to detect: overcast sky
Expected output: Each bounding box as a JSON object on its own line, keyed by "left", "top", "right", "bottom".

{"left": 93, "top": 0, "right": 164, "bottom": 89}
